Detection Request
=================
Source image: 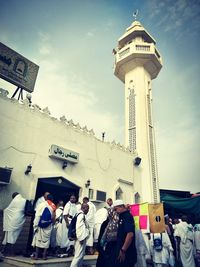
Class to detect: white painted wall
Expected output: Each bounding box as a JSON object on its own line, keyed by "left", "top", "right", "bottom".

{"left": 0, "top": 94, "right": 136, "bottom": 209}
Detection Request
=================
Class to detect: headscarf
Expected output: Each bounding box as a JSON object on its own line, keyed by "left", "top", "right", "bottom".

{"left": 47, "top": 200, "right": 56, "bottom": 212}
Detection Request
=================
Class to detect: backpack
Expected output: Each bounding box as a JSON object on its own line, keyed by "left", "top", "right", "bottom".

{"left": 38, "top": 207, "right": 52, "bottom": 228}
{"left": 24, "top": 200, "right": 34, "bottom": 216}
{"left": 153, "top": 233, "right": 163, "bottom": 251}
{"left": 68, "top": 213, "right": 81, "bottom": 241}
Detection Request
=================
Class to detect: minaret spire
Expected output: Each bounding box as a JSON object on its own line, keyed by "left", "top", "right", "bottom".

{"left": 133, "top": 10, "right": 139, "bottom": 21}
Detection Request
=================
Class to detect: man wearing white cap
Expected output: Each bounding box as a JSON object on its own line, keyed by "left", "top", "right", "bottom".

{"left": 113, "top": 199, "right": 137, "bottom": 267}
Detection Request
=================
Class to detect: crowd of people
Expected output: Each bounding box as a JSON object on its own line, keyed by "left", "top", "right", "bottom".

{"left": 0, "top": 191, "right": 200, "bottom": 267}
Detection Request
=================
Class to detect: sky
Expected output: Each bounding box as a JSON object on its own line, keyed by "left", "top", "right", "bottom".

{"left": 0, "top": 0, "right": 200, "bottom": 193}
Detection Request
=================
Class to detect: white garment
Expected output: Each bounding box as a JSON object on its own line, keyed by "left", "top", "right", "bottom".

{"left": 3, "top": 230, "right": 22, "bottom": 245}
{"left": 32, "top": 201, "right": 53, "bottom": 249}
{"left": 63, "top": 201, "right": 77, "bottom": 218}
{"left": 70, "top": 211, "right": 89, "bottom": 267}
{"left": 135, "top": 230, "right": 150, "bottom": 267}
{"left": 61, "top": 201, "right": 77, "bottom": 248}
{"left": 94, "top": 207, "right": 108, "bottom": 242}
{"left": 51, "top": 207, "right": 64, "bottom": 248}
{"left": 174, "top": 221, "right": 195, "bottom": 267}
{"left": 194, "top": 224, "right": 200, "bottom": 250}
{"left": 32, "top": 225, "right": 52, "bottom": 248}
{"left": 86, "top": 201, "right": 96, "bottom": 246}
{"left": 55, "top": 207, "right": 64, "bottom": 247}
{"left": 2, "top": 194, "right": 26, "bottom": 245}
{"left": 85, "top": 201, "right": 96, "bottom": 226}
{"left": 76, "top": 203, "right": 81, "bottom": 212}
{"left": 70, "top": 238, "right": 87, "bottom": 267}
{"left": 143, "top": 233, "right": 151, "bottom": 256}
{"left": 87, "top": 226, "right": 94, "bottom": 247}
{"left": 34, "top": 196, "right": 45, "bottom": 211}
{"left": 150, "top": 232, "right": 173, "bottom": 265}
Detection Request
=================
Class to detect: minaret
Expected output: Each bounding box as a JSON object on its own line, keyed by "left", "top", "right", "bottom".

{"left": 113, "top": 19, "right": 162, "bottom": 203}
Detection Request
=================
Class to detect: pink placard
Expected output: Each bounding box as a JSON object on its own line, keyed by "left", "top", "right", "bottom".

{"left": 130, "top": 204, "right": 139, "bottom": 216}
{"left": 140, "top": 215, "right": 148, "bottom": 229}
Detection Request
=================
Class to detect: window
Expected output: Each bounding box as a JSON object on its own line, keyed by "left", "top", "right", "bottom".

{"left": 96, "top": 190, "right": 106, "bottom": 202}
{"left": 88, "top": 189, "right": 94, "bottom": 200}
{"left": 134, "top": 192, "right": 140, "bottom": 204}
{"left": 116, "top": 187, "right": 123, "bottom": 200}
{"left": 128, "top": 88, "right": 136, "bottom": 151}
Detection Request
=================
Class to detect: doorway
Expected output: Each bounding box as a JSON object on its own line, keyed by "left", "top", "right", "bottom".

{"left": 35, "top": 176, "right": 80, "bottom": 205}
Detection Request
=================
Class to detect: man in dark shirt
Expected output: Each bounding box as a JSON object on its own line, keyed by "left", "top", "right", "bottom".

{"left": 113, "top": 200, "right": 137, "bottom": 267}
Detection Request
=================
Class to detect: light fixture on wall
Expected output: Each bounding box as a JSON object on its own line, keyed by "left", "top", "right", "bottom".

{"left": 25, "top": 164, "right": 32, "bottom": 175}
{"left": 102, "top": 132, "right": 105, "bottom": 141}
{"left": 134, "top": 157, "right": 142, "bottom": 166}
{"left": 62, "top": 160, "right": 68, "bottom": 169}
{"left": 85, "top": 179, "right": 91, "bottom": 188}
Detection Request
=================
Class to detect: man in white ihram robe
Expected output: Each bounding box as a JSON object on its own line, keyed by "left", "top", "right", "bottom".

{"left": 61, "top": 195, "right": 77, "bottom": 250}
{"left": 83, "top": 197, "right": 96, "bottom": 254}
{"left": 32, "top": 194, "right": 56, "bottom": 259}
{"left": 174, "top": 216, "right": 195, "bottom": 267}
{"left": 194, "top": 223, "right": 200, "bottom": 266}
{"left": 150, "top": 232, "right": 174, "bottom": 267}
{"left": 70, "top": 203, "right": 89, "bottom": 267}
{"left": 34, "top": 192, "right": 50, "bottom": 211}
{"left": 55, "top": 202, "right": 64, "bottom": 248}
{"left": 94, "top": 207, "right": 108, "bottom": 243}
{"left": 2, "top": 192, "right": 26, "bottom": 254}
{"left": 135, "top": 229, "right": 150, "bottom": 267}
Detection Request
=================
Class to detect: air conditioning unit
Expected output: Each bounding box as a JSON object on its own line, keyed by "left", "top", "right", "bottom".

{"left": 89, "top": 189, "right": 106, "bottom": 203}
{"left": 0, "top": 167, "right": 13, "bottom": 185}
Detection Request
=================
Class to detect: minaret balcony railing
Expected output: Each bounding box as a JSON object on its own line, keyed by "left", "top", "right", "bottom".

{"left": 116, "top": 43, "right": 161, "bottom": 63}
{"left": 136, "top": 45, "right": 150, "bottom": 51}
{"left": 119, "top": 47, "right": 130, "bottom": 58}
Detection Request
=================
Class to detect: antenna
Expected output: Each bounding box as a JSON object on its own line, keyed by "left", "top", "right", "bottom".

{"left": 133, "top": 10, "right": 139, "bottom": 21}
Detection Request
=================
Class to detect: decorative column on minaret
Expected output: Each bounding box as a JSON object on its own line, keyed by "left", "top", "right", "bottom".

{"left": 113, "top": 19, "right": 162, "bottom": 203}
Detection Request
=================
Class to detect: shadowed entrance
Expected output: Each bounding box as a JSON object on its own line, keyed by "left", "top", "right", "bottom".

{"left": 25, "top": 177, "right": 80, "bottom": 255}
{"left": 35, "top": 177, "right": 80, "bottom": 204}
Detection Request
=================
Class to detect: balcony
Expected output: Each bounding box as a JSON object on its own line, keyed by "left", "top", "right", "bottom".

{"left": 116, "top": 43, "right": 161, "bottom": 62}
{"left": 114, "top": 42, "right": 162, "bottom": 81}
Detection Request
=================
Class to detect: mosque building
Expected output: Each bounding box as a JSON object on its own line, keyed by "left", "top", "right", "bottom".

{"left": 0, "top": 19, "right": 162, "bottom": 212}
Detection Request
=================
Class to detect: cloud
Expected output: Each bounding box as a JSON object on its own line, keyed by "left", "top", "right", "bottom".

{"left": 38, "top": 31, "right": 52, "bottom": 55}
{"left": 87, "top": 31, "right": 94, "bottom": 37}
{"left": 32, "top": 54, "right": 123, "bottom": 142}
{"left": 148, "top": 0, "right": 200, "bottom": 39}
{"left": 38, "top": 45, "right": 51, "bottom": 55}
{"left": 85, "top": 28, "right": 97, "bottom": 38}
{"left": 38, "top": 32, "right": 50, "bottom": 42}
{"left": 104, "top": 19, "right": 115, "bottom": 32}
{"left": 0, "top": 27, "right": 20, "bottom": 52}
{"left": 156, "top": 112, "right": 200, "bottom": 192}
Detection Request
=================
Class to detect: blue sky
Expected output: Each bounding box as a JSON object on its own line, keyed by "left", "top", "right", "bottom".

{"left": 0, "top": 0, "right": 200, "bottom": 193}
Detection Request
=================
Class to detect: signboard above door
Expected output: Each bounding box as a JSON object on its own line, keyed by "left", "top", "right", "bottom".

{"left": 49, "top": 144, "right": 79, "bottom": 164}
